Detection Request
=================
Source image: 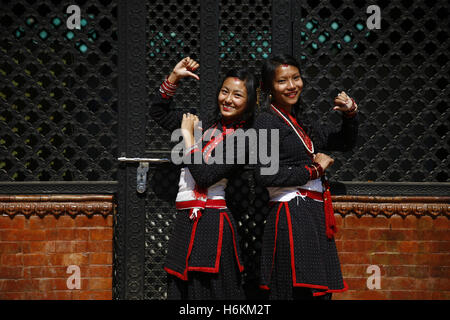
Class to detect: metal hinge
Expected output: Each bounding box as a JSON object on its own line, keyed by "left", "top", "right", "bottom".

{"left": 118, "top": 157, "right": 170, "bottom": 193}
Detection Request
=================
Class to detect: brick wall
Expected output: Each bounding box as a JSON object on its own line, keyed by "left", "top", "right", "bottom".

{"left": 332, "top": 196, "right": 449, "bottom": 300}
{"left": 1, "top": 195, "right": 448, "bottom": 300}
{"left": 0, "top": 195, "right": 114, "bottom": 300}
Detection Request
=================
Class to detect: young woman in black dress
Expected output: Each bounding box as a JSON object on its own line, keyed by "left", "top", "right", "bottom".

{"left": 254, "top": 54, "right": 359, "bottom": 299}
{"left": 150, "top": 57, "right": 257, "bottom": 299}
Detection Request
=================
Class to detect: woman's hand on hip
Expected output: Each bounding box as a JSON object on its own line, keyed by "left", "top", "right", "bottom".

{"left": 313, "top": 153, "right": 334, "bottom": 171}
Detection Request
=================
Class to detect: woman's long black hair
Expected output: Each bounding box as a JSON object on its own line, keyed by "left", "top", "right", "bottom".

{"left": 214, "top": 68, "right": 258, "bottom": 128}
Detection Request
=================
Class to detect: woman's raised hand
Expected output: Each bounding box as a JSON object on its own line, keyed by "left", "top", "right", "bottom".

{"left": 168, "top": 57, "right": 200, "bottom": 84}
{"left": 333, "top": 91, "right": 358, "bottom": 116}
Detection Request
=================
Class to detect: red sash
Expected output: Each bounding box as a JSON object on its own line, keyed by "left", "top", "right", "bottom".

{"left": 270, "top": 104, "right": 314, "bottom": 156}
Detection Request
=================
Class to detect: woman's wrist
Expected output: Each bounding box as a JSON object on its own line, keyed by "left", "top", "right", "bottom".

{"left": 343, "top": 98, "right": 358, "bottom": 118}
{"left": 181, "top": 129, "right": 194, "bottom": 148}
{"left": 167, "top": 72, "right": 180, "bottom": 85}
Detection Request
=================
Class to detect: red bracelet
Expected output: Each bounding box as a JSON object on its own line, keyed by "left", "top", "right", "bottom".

{"left": 159, "top": 76, "right": 179, "bottom": 98}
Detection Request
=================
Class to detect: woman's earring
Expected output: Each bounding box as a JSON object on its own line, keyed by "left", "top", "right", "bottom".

{"left": 269, "top": 94, "right": 272, "bottom": 101}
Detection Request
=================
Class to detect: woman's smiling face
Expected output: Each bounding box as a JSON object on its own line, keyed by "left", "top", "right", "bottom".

{"left": 218, "top": 77, "right": 248, "bottom": 121}
{"left": 271, "top": 64, "right": 303, "bottom": 109}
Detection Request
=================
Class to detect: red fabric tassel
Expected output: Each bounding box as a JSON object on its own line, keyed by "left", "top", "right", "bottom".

{"left": 193, "top": 184, "right": 207, "bottom": 200}
{"left": 322, "top": 180, "right": 337, "bottom": 239}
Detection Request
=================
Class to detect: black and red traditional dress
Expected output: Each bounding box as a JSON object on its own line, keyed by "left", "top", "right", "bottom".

{"left": 149, "top": 78, "right": 249, "bottom": 300}
{"left": 254, "top": 104, "right": 359, "bottom": 299}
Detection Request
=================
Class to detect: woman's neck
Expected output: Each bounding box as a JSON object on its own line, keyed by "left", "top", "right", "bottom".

{"left": 273, "top": 102, "right": 293, "bottom": 115}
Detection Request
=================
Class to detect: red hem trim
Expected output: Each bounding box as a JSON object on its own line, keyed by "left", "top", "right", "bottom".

{"left": 259, "top": 281, "right": 348, "bottom": 295}
{"left": 223, "top": 212, "right": 244, "bottom": 272}
{"left": 284, "top": 202, "right": 298, "bottom": 286}
{"left": 312, "top": 281, "right": 349, "bottom": 296}
{"left": 187, "top": 266, "right": 218, "bottom": 273}
{"left": 164, "top": 266, "right": 187, "bottom": 281}
{"left": 268, "top": 202, "right": 283, "bottom": 285}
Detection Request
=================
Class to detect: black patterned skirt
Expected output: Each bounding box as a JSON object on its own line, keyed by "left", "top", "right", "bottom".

{"left": 164, "top": 207, "right": 245, "bottom": 300}
{"left": 260, "top": 197, "right": 347, "bottom": 299}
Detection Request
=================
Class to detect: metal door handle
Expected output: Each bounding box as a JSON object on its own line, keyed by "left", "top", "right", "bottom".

{"left": 118, "top": 157, "right": 171, "bottom": 193}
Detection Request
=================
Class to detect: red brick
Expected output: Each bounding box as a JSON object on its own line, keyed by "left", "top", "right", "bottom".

{"left": 334, "top": 215, "right": 343, "bottom": 228}
{"left": 43, "top": 215, "right": 58, "bottom": 228}
{"left": 39, "top": 278, "right": 71, "bottom": 291}
{"left": 342, "top": 289, "right": 387, "bottom": 300}
{"left": 430, "top": 266, "right": 450, "bottom": 278}
{"left": 87, "top": 265, "right": 112, "bottom": 278}
{"left": 56, "top": 216, "right": 76, "bottom": 228}
{"left": 389, "top": 215, "right": 418, "bottom": 229}
{"left": 74, "top": 215, "right": 90, "bottom": 228}
{"left": 87, "top": 278, "right": 112, "bottom": 290}
{"left": 383, "top": 277, "right": 416, "bottom": 290}
{"left": 338, "top": 252, "right": 371, "bottom": 265}
{"left": 57, "top": 229, "right": 75, "bottom": 240}
{"left": 389, "top": 290, "right": 433, "bottom": 300}
{"left": 431, "top": 291, "right": 450, "bottom": 300}
{"left": 415, "top": 278, "right": 441, "bottom": 291}
{"left": 89, "top": 253, "right": 113, "bottom": 265}
{"left": 24, "top": 266, "right": 69, "bottom": 278}
{"left": 48, "top": 253, "right": 89, "bottom": 266}
{"left": 386, "top": 265, "right": 430, "bottom": 278}
{"left": 341, "top": 240, "right": 386, "bottom": 253}
{"left": 416, "top": 253, "right": 449, "bottom": 266}
{"left": 76, "top": 290, "right": 112, "bottom": 300}
{"left": 45, "top": 229, "right": 59, "bottom": 240}
{"left": 396, "top": 241, "right": 420, "bottom": 253}
{"left": 418, "top": 230, "right": 450, "bottom": 241}
{"left": 424, "top": 241, "right": 450, "bottom": 253}
{"left": 0, "top": 279, "right": 39, "bottom": 292}
{"left": 74, "top": 229, "right": 90, "bottom": 240}
{"left": 0, "top": 216, "right": 25, "bottom": 229}
{"left": 416, "top": 216, "right": 435, "bottom": 230}
{"left": 0, "top": 292, "right": 27, "bottom": 299}
{"left": 23, "top": 253, "right": 47, "bottom": 266}
{"left": 341, "top": 264, "right": 368, "bottom": 277}
{"left": 87, "top": 240, "right": 112, "bottom": 253}
{"left": 90, "top": 215, "right": 113, "bottom": 227}
{"left": 106, "top": 215, "right": 113, "bottom": 227}
{"left": 35, "top": 291, "right": 74, "bottom": 300}
{"left": 29, "top": 216, "right": 47, "bottom": 229}
{"left": 0, "top": 230, "right": 20, "bottom": 241}
{"left": 55, "top": 241, "right": 75, "bottom": 253}
{"left": 0, "top": 266, "right": 23, "bottom": 279}
{"left": 23, "top": 241, "right": 55, "bottom": 253}
{"left": 433, "top": 216, "right": 450, "bottom": 230}
{"left": 369, "top": 229, "right": 416, "bottom": 241}
{"left": 344, "top": 215, "right": 389, "bottom": 229}
{"left": 0, "top": 242, "right": 22, "bottom": 254}
{"left": 74, "top": 241, "right": 89, "bottom": 252}
{"left": 338, "top": 228, "right": 369, "bottom": 240}
{"left": 22, "top": 229, "right": 46, "bottom": 241}
{"left": 62, "top": 253, "right": 89, "bottom": 266}
{"left": 370, "top": 253, "right": 416, "bottom": 265}
{"left": 90, "top": 229, "right": 113, "bottom": 241}
{"left": 1, "top": 253, "right": 23, "bottom": 266}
